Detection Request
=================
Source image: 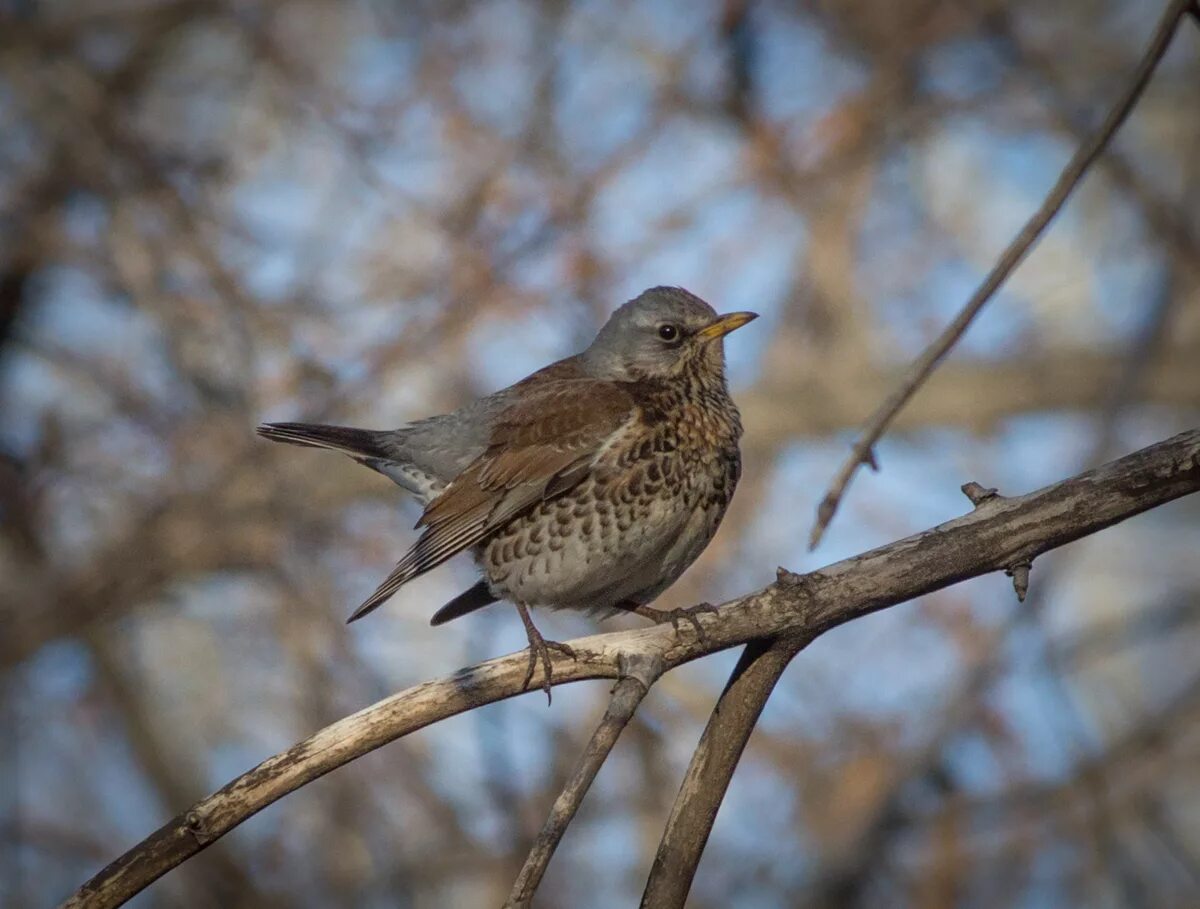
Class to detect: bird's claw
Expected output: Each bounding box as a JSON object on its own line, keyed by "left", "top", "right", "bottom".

{"left": 519, "top": 620, "right": 576, "bottom": 704}
{"left": 655, "top": 602, "right": 719, "bottom": 646}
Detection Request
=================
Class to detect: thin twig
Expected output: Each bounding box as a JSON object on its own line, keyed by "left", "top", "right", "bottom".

{"left": 807, "top": 0, "right": 1195, "bottom": 551}
{"left": 505, "top": 655, "right": 662, "bottom": 908}
{"left": 60, "top": 428, "right": 1200, "bottom": 909}
{"left": 640, "top": 635, "right": 806, "bottom": 909}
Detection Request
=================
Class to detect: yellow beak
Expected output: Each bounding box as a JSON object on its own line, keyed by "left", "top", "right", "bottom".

{"left": 696, "top": 311, "right": 759, "bottom": 342}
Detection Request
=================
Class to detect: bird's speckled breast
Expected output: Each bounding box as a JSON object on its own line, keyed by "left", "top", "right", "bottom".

{"left": 479, "top": 360, "right": 742, "bottom": 612}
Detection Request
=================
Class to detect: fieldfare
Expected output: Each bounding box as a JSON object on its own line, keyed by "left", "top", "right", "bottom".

{"left": 258, "top": 287, "right": 756, "bottom": 698}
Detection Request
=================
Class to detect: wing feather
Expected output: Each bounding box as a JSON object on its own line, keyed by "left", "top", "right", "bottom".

{"left": 347, "top": 379, "right": 635, "bottom": 622}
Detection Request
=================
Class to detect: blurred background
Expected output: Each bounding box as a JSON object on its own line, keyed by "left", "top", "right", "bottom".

{"left": 2, "top": 0, "right": 1199, "bottom": 906}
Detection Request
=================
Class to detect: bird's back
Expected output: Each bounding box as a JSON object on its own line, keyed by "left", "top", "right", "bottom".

{"left": 396, "top": 356, "right": 590, "bottom": 485}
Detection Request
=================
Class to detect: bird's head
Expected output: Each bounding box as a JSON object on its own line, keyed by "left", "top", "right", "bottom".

{"left": 581, "top": 287, "right": 757, "bottom": 382}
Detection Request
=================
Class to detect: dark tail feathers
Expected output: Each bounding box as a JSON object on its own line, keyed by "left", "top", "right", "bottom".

{"left": 256, "top": 421, "right": 392, "bottom": 461}
{"left": 428, "top": 580, "right": 499, "bottom": 626}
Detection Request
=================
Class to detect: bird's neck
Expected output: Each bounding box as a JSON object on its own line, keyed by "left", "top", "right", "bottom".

{"left": 625, "top": 359, "right": 740, "bottom": 439}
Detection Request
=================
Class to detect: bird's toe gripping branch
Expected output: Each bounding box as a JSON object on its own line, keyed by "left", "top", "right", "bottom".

{"left": 514, "top": 602, "right": 577, "bottom": 704}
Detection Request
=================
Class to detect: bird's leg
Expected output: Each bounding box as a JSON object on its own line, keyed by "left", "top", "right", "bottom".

{"left": 514, "top": 602, "right": 576, "bottom": 704}
{"left": 621, "top": 601, "right": 720, "bottom": 646}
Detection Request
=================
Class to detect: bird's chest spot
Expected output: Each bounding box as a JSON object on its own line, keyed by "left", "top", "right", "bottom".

{"left": 623, "top": 383, "right": 742, "bottom": 514}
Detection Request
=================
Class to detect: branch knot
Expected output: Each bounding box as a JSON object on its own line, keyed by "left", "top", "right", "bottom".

{"left": 1005, "top": 561, "right": 1032, "bottom": 602}
{"left": 183, "top": 809, "right": 214, "bottom": 846}
{"left": 961, "top": 481, "right": 1002, "bottom": 508}
{"left": 776, "top": 565, "right": 805, "bottom": 587}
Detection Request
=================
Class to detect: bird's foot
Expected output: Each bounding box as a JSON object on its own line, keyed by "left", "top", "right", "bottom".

{"left": 515, "top": 603, "right": 576, "bottom": 704}
{"left": 635, "top": 602, "right": 719, "bottom": 646}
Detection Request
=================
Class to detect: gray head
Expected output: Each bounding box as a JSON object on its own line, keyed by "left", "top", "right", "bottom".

{"left": 580, "top": 287, "right": 757, "bottom": 381}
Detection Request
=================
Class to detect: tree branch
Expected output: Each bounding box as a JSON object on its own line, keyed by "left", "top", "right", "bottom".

{"left": 797, "top": 274, "right": 1184, "bottom": 906}
{"left": 640, "top": 635, "right": 805, "bottom": 908}
{"left": 505, "top": 654, "right": 662, "bottom": 908}
{"left": 61, "top": 428, "right": 1200, "bottom": 909}
{"left": 807, "top": 0, "right": 1196, "bottom": 551}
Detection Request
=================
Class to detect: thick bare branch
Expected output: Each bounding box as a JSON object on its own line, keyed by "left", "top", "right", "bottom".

{"left": 641, "top": 635, "right": 806, "bottom": 909}
{"left": 505, "top": 654, "right": 662, "bottom": 908}
{"left": 62, "top": 428, "right": 1200, "bottom": 909}
{"left": 795, "top": 280, "right": 1186, "bottom": 907}
{"left": 808, "top": 0, "right": 1197, "bottom": 550}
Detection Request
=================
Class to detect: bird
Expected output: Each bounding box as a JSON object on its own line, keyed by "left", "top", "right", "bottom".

{"left": 257, "top": 286, "right": 757, "bottom": 699}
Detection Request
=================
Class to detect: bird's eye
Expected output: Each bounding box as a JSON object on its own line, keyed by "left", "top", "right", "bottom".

{"left": 657, "top": 323, "right": 680, "bottom": 343}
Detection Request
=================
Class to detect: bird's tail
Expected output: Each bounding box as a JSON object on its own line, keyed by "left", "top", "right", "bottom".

{"left": 428, "top": 580, "right": 499, "bottom": 626}
{"left": 256, "top": 421, "right": 393, "bottom": 461}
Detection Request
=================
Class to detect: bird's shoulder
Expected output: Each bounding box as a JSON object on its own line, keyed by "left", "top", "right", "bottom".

{"left": 417, "top": 375, "right": 635, "bottom": 531}
{"left": 489, "top": 374, "right": 635, "bottom": 456}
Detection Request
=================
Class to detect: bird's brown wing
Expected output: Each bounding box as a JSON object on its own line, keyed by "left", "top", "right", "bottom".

{"left": 348, "top": 379, "right": 636, "bottom": 621}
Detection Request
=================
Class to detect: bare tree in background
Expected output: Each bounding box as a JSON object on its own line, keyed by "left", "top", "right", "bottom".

{"left": 2, "top": 1, "right": 1199, "bottom": 907}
